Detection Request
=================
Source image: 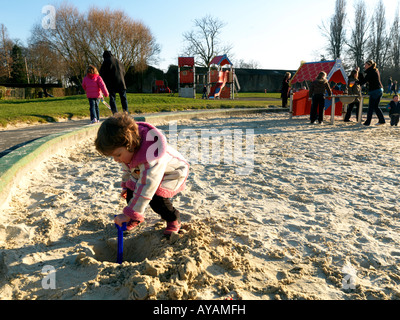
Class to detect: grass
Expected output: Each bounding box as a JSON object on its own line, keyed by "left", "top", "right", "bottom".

{"left": 0, "top": 93, "right": 280, "bottom": 127}
{"left": 0, "top": 92, "right": 392, "bottom": 128}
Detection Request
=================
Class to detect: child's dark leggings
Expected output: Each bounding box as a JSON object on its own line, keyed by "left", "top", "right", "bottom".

{"left": 126, "top": 189, "right": 180, "bottom": 222}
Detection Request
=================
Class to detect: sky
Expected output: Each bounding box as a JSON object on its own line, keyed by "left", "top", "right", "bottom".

{"left": 1, "top": 0, "right": 400, "bottom": 72}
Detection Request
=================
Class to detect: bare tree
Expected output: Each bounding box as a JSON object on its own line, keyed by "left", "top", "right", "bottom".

{"left": 368, "top": 0, "right": 391, "bottom": 70}
{"left": 346, "top": 0, "right": 370, "bottom": 69}
{"left": 320, "top": 0, "right": 347, "bottom": 60}
{"left": 236, "top": 59, "right": 260, "bottom": 69}
{"left": 27, "top": 40, "right": 67, "bottom": 84}
{"left": 389, "top": 6, "right": 400, "bottom": 72}
{"left": 182, "top": 15, "right": 233, "bottom": 67}
{"left": 86, "top": 7, "right": 160, "bottom": 71}
{"left": 30, "top": 3, "right": 89, "bottom": 82}
{"left": 0, "top": 24, "right": 13, "bottom": 80}
{"left": 30, "top": 3, "right": 160, "bottom": 83}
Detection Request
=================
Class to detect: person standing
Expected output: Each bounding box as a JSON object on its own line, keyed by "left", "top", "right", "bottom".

{"left": 281, "top": 72, "right": 291, "bottom": 108}
{"left": 344, "top": 69, "right": 362, "bottom": 122}
{"left": 100, "top": 51, "right": 129, "bottom": 114}
{"left": 391, "top": 80, "right": 398, "bottom": 95}
{"left": 202, "top": 85, "right": 208, "bottom": 99}
{"left": 82, "top": 65, "right": 109, "bottom": 124}
{"left": 387, "top": 77, "right": 392, "bottom": 94}
{"left": 309, "top": 71, "right": 332, "bottom": 124}
{"left": 357, "top": 60, "right": 386, "bottom": 126}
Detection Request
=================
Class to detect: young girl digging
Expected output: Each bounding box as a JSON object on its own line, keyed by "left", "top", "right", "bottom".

{"left": 95, "top": 113, "right": 189, "bottom": 235}
{"left": 82, "top": 65, "right": 109, "bottom": 124}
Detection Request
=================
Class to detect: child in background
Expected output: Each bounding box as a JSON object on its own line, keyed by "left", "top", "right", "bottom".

{"left": 309, "top": 71, "right": 332, "bottom": 124}
{"left": 95, "top": 113, "right": 189, "bottom": 235}
{"left": 344, "top": 69, "right": 362, "bottom": 122}
{"left": 82, "top": 65, "right": 109, "bottom": 124}
{"left": 388, "top": 94, "right": 400, "bottom": 126}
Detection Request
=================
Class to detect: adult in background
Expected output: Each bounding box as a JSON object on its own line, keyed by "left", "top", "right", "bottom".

{"left": 387, "top": 77, "right": 392, "bottom": 94}
{"left": 281, "top": 72, "right": 291, "bottom": 108}
{"left": 357, "top": 60, "right": 385, "bottom": 126}
{"left": 100, "top": 51, "right": 129, "bottom": 114}
{"left": 344, "top": 69, "right": 361, "bottom": 122}
{"left": 391, "top": 80, "right": 398, "bottom": 95}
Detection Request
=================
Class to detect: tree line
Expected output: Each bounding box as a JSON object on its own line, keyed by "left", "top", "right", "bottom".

{"left": 3, "top": 0, "right": 400, "bottom": 89}
{"left": 321, "top": 0, "right": 400, "bottom": 80}
{"left": 0, "top": 3, "right": 160, "bottom": 87}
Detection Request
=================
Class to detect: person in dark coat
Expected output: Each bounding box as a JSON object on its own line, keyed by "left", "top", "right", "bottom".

{"left": 100, "top": 51, "right": 129, "bottom": 114}
{"left": 357, "top": 60, "right": 385, "bottom": 126}
{"left": 281, "top": 72, "right": 291, "bottom": 108}
{"left": 309, "top": 71, "right": 332, "bottom": 124}
{"left": 344, "top": 69, "right": 362, "bottom": 122}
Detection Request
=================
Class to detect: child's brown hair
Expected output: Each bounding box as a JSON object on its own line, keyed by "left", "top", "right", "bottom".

{"left": 87, "top": 65, "right": 99, "bottom": 75}
{"left": 95, "top": 112, "right": 141, "bottom": 156}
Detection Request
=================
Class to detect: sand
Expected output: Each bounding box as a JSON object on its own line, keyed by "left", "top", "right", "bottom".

{"left": 1, "top": 112, "right": 400, "bottom": 300}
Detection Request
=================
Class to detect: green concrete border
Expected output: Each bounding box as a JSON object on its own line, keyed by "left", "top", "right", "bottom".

{"left": 0, "top": 107, "right": 284, "bottom": 209}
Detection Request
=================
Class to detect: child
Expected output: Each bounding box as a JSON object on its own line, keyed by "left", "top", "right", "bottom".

{"left": 388, "top": 94, "right": 400, "bottom": 126}
{"left": 344, "top": 69, "right": 361, "bottom": 122}
{"left": 95, "top": 113, "right": 190, "bottom": 235}
{"left": 309, "top": 71, "right": 332, "bottom": 124}
{"left": 82, "top": 65, "right": 109, "bottom": 124}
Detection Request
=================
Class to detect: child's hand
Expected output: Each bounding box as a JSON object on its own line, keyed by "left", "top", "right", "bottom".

{"left": 114, "top": 214, "right": 130, "bottom": 227}
{"left": 121, "top": 190, "right": 127, "bottom": 199}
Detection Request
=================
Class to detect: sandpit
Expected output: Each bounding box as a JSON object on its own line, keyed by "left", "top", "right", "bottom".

{"left": 1, "top": 113, "right": 400, "bottom": 300}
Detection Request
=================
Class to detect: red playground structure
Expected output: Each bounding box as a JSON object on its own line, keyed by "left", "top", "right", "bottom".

{"left": 208, "top": 54, "right": 237, "bottom": 99}
{"left": 289, "top": 59, "right": 348, "bottom": 119}
{"left": 178, "top": 57, "right": 196, "bottom": 98}
{"left": 153, "top": 80, "right": 171, "bottom": 94}
{"left": 178, "top": 55, "right": 240, "bottom": 99}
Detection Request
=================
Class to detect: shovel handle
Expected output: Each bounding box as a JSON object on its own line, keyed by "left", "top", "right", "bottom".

{"left": 114, "top": 216, "right": 127, "bottom": 264}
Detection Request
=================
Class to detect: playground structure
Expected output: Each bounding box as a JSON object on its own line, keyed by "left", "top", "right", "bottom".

{"left": 178, "top": 55, "right": 240, "bottom": 99}
{"left": 178, "top": 57, "right": 196, "bottom": 98}
{"left": 289, "top": 59, "right": 362, "bottom": 123}
{"left": 153, "top": 80, "right": 171, "bottom": 94}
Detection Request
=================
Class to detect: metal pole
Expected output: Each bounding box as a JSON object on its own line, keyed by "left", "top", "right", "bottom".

{"left": 193, "top": 63, "right": 196, "bottom": 99}
{"left": 289, "top": 92, "right": 293, "bottom": 119}
{"left": 358, "top": 95, "right": 364, "bottom": 124}
{"left": 331, "top": 96, "right": 336, "bottom": 124}
{"left": 178, "top": 63, "right": 181, "bottom": 97}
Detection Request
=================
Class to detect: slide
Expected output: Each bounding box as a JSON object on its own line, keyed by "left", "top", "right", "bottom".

{"left": 209, "top": 71, "right": 228, "bottom": 99}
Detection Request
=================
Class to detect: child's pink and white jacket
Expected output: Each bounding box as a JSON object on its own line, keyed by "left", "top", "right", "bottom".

{"left": 121, "top": 122, "right": 189, "bottom": 220}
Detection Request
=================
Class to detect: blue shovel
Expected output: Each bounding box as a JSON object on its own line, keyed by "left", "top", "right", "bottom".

{"left": 114, "top": 216, "right": 127, "bottom": 264}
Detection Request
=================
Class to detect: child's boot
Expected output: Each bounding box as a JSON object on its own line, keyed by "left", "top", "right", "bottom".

{"left": 164, "top": 220, "right": 181, "bottom": 235}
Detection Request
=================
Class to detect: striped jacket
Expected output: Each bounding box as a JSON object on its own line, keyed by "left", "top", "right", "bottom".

{"left": 121, "top": 122, "right": 189, "bottom": 219}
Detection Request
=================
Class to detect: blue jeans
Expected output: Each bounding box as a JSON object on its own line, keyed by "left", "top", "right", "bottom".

{"left": 89, "top": 98, "right": 100, "bottom": 121}
{"left": 364, "top": 88, "right": 385, "bottom": 125}
{"left": 109, "top": 89, "right": 129, "bottom": 114}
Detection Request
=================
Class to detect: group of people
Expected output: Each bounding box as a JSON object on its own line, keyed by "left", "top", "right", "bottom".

{"left": 82, "top": 51, "right": 130, "bottom": 123}
{"left": 281, "top": 60, "right": 399, "bottom": 126}
{"left": 387, "top": 77, "right": 399, "bottom": 95}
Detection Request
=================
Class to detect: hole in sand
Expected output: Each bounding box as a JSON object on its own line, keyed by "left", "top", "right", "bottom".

{"left": 93, "top": 229, "right": 165, "bottom": 263}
